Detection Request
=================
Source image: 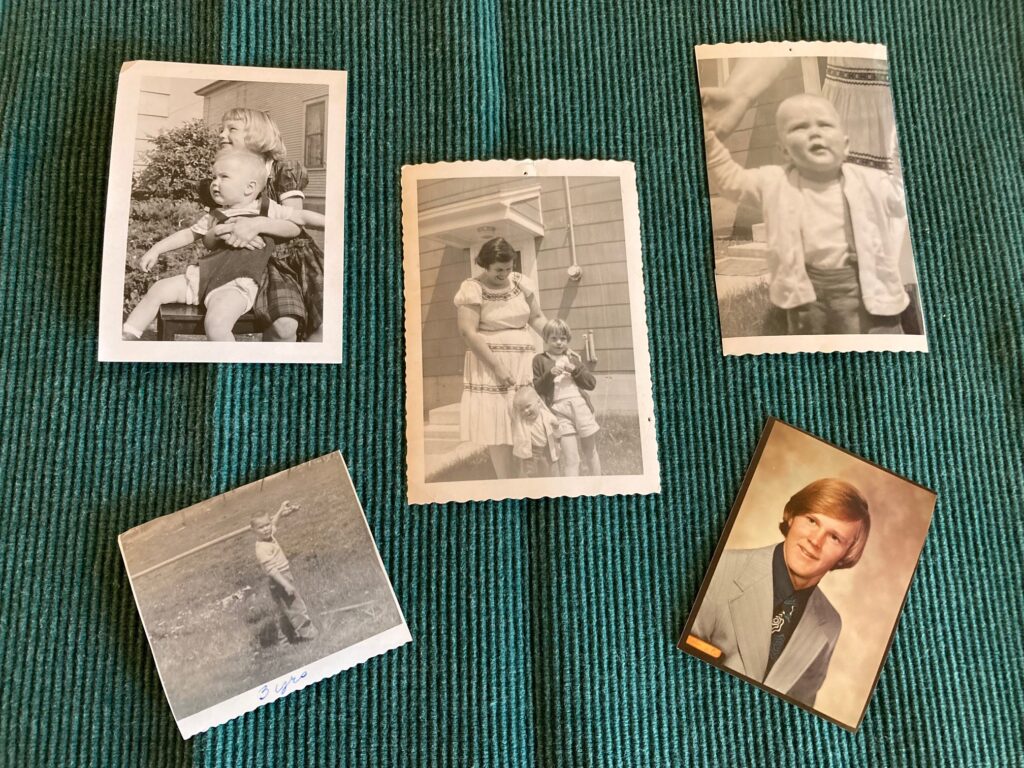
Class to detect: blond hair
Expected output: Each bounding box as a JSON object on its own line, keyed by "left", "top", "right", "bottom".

{"left": 779, "top": 478, "right": 870, "bottom": 569}
{"left": 215, "top": 148, "right": 269, "bottom": 191}
{"left": 542, "top": 318, "right": 572, "bottom": 341}
{"left": 221, "top": 108, "right": 287, "bottom": 162}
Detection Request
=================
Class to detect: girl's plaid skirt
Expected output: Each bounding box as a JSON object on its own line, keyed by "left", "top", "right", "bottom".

{"left": 252, "top": 232, "right": 324, "bottom": 340}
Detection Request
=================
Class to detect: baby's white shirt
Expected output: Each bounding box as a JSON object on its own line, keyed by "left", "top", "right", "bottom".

{"left": 798, "top": 176, "right": 856, "bottom": 270}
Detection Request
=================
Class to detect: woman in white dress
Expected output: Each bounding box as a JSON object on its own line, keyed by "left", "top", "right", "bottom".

{"left": 454, "top": 237, "right": 549, "bottom": 478}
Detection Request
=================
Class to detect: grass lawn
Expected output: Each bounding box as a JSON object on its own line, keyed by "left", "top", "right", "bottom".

{"left": 123, "top": 463, "right": 403, "bottom": 719}
{"left": 718, "top": 276, "right": 926, "bottom": 338}
{"left": 432, "top": 411, "right": 645, "bottom": 483}
{"left": 719, "top": 281, "right": 788, "bottom": 338}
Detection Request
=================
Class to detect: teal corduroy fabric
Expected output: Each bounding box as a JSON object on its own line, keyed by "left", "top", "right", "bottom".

{"left": 1, "top": 1, "right": 1022, "bottom": 766}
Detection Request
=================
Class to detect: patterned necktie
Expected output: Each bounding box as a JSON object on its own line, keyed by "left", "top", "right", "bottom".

{"left": 767, "top": 594, "right": 799, "bottom": 671}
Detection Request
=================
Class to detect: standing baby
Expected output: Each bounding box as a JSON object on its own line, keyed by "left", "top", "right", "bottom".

{"left": 251, "top": 500, "right": 318, "bottom": 646}
{"left": 703, "top": 92, "right": 909, "bottom": 334}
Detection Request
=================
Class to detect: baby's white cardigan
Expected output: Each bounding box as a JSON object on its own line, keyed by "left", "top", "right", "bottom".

{"left": 706, "top": 134, "right": 910, "bottom": 315}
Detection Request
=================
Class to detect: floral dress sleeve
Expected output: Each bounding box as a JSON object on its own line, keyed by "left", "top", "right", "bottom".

{"left": 514, "top": 273, "right": 536, "bottom": 301}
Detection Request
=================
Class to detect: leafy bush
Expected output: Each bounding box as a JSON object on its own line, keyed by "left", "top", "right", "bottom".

{"left": 123, "top": 198, "right": 206, "bottom": 319}
{"left": 133, "top": 119, "right": 219, "bottom": 201}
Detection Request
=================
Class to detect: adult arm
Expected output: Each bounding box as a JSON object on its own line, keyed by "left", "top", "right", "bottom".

{"left": 524, "top": 283, "right": 548, "bottom": 336}
{"left": 457, "top": 305, "right": 514, "bottom": 387}
{"left": 137, "top": 228, "right": 201, "bottom": 272}
{"left": 213, "top": 216, "right": 301, "bottom": 248}
{"left": 702, "top": 58, "right": 789, "bottom": 138}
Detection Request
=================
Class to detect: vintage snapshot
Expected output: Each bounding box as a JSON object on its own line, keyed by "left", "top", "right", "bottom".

{"left": 119, "top": 453, "right": 410, "bottom": 738}
{"left": 678, "top": 418, "right": 936, "bottom": 730}
{"left": 98, "top": 60, "right": 346, "bottom": 363}
{"left": 402, "top": 160, "right": 660, "bottom": 505}
{"left": 695, "top": 41, "right": 928, "bottom": 355}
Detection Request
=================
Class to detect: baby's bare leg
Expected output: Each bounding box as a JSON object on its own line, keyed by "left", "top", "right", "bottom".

{"left": 123, "top": 275, "right": 190, "bottom": 339}
{"left": 204, "top": 290, "right": 250, "bottom": 341}
{"left": 580, "top": 434, "right": 601, "bottom": 476}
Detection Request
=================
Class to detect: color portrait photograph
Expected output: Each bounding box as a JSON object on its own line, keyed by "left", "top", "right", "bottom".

{"left": 119, "top": 453, "right": 410, "bottom": 738}
{"left": 679, "top": 418, "right": 936, "bottom": 730}
{"left": 98, "top": 61, "right": 346, "bottom": 363}
{"left": 695, "top": 41, "right": 927, "bottom": 355}
{"left": 402, "top": 160, "right": 660, "bottom": 505}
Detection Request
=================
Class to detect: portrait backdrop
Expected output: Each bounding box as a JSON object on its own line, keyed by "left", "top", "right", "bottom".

{"left": 0, "top": 1, "right": 1021, "bottom": 767}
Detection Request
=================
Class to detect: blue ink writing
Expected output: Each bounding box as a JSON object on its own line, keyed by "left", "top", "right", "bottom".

{"left": 258, "top": 671, "right": 308, "bottom": 702}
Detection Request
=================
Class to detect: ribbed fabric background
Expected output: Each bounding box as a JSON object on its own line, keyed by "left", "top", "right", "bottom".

{"left": 0, "top": 1, "right": 1021, "bottom": 766}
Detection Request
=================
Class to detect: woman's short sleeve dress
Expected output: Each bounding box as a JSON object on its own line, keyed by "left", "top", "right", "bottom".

{"left": 454, "top": 273, "right": 537, "bottom": 446}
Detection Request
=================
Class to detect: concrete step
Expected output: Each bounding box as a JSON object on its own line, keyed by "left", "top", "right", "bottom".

{"left": 426, "top": 437, "right": 463, "bottom": 455}
{"left": 726, "top": 241, "right": 770, "bottom": 259}
{"left": 427, "top": 402, "right": 462, "bottom": 426}
{"left": 424, "top": 422, "right": 462, "bottom": 455}
{"left": 717, "top": 242, "right": 769, "bottom": 276}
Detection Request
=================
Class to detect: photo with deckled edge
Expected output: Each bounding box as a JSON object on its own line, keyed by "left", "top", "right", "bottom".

{"left": 119, "top": 452, "right": 410, "bottom": 738}
{"left": 694, "top": 41, "right": 928, "bottom": 356}
{"left": 402, "top": 159, "right": 661, "bottom": 505}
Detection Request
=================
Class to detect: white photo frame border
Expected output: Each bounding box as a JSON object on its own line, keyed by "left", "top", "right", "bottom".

{"left": 119, "top": 452, "right": 412, "bottom": 739}
{"left": 98, "top": 60, "right": 347, "bottom": 363}
{"left": 402, "top": 159, "right": 661, "bottom": 505}
{"left": 694, "top": 41, "right": 929, "bottom": 356}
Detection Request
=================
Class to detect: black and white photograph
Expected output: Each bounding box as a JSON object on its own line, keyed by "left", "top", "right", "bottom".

{"left": 98, "top": 61, "right": 346, "bottom": 363}
{"left": 402, "top": 160, "right": 660, "bottom": 505}
{"left": 678, "top": 418, "right": 936, "bottom": 730}
{"left": 119, "top": 453, "right": 410, "bottom": 738}
{"left": 695, "top": 42, "right": 928, "bottom": 355}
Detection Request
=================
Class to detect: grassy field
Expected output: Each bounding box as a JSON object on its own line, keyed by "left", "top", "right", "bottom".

{"left": 718, "top": 281, "right": 788, "bottom": 338}
{"left": 432, "top": 411, "right": 645, "bottom": 483}
{"left": 121, "top": 456, "right": 403, "bottom": 719}
{"left": 718, "top": 273, "right": 925, "bottom": 338}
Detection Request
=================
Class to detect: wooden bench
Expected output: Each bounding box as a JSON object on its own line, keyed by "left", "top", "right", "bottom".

{"left": 157, "top": 304, "right": 261, "bottom": 341}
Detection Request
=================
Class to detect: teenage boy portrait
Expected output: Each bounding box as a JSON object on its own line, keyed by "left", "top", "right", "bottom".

{"left": 684, "top": 478, "right": 871, "bottom": 708}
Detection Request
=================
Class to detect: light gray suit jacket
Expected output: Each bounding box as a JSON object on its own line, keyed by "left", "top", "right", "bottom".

{"left": 690, "top": 544, "right": 841, "bottom": 707}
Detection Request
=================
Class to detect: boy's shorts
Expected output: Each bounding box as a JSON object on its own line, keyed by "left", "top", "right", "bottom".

{"left": 550, "top": 396, "right": 600, "bottom": 439}
{"left": 183, "top": 265, "right": 259, "bottom": 313}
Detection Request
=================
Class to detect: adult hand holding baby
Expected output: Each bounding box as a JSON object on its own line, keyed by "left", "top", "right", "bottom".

{"left": 492, "top": 361, "right": 515, "bottom": 389}
{"left": 212, "top": 219, "right": 266, "bottom": 250}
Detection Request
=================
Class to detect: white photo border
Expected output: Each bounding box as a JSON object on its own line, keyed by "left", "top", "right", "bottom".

{"left": 118, "top": 452, "right": 411, "bottom": 739}
{"left": 402, "top": 159, "right": 661, "bottom": 505}
{"left": 98, "top": 60, "right": 347, "bottom": 363}
{"left": 694, "top": 41, "right": 929, "bottom": 356}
